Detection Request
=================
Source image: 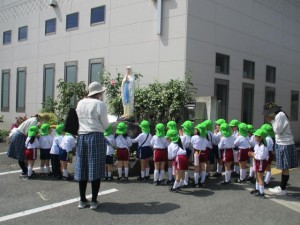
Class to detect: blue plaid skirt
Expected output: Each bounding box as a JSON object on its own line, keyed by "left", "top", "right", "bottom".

{"left": 7, "top": 130, "right": 26, "bottom": 161}
{"left": 74, "top": 132, "right": 106, "bottom": 181}
{"left": 275, "top": 144, "right": 298, "bottom": 170}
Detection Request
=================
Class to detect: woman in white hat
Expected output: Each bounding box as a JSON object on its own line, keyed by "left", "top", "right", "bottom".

{"left": 75, "top": 82, "right": 109, "bottom": 210}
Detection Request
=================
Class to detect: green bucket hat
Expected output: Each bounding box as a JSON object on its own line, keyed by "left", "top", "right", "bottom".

{"left": 104, "top": 124, "right": 113, "bottom": 137}
{"left": 55, "top": 124, "right": 64, "bottom": 136}
{"left": 260, "top": 124, "right": 274, "bottom": 138}
{"left": 28, "top": 126, "right": 39, "bottom": 137}
{"left": 40, "top": 123, "right": 50, "bottom": 136}
{"left": 253, "top": 129, "right": 268, "bottom": 139}
{"left": 238, "top": 122, "right": 248, "bottom": 137}
{"left": 202, "top": 120, "right": 213, "bottom": 131}
{"left": 156, "top": 123, "right": 165, "bottom": 138}
{"left": 247, "top": 124, "right": 255, "bottom": 133}
{"left": 215, "top": 118, "right": 226, "bottom": 125}
{"left": 229, "top": 119, "right": 239, "bottom": 127}
{"left": 166, "top": 129, "right": 179, "bottom": 143}
{"left": 195, "top": 123, "right": 207, "bottom": 138}
{"left": 181, "top": 120, "right": 194, "bottom": 136}
{"left": 116, "top": 122, "right": 127, "bottom": 135}
{"left": 139, "top": 120, "right": 150, "bottom": 134}
{"left": 220, "top": 123, "right": 231, "bottom": 138}
{"left": 167, "top": 121, "right": 177, "bottom": 130}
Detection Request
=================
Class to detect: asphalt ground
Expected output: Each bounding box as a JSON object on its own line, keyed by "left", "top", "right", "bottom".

{"left": 0, "top": 143, "right": 299, "bottom": 225}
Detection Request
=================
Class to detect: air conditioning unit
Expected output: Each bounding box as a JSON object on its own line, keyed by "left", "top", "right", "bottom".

{"left": 49, "top": 0, "right": 57, "bottom": 7}
{"left": 215, "top": 66, "right": 221, "bottom": 72}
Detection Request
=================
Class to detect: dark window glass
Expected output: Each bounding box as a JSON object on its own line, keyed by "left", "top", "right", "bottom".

{"left": 16, "top": 68, "right": 26, "bottom": 112}
{"left": 1, "top": 70, "right": 10, "bottom": 111}
{"left": 291, "top": 90, "right": 299, "bottom": 121}
{"left": 43, "top": 65, "right": 55, "bottom": 102}
{"left": 216, "top": 53, "right": 230, "bottom": 74}
{"left": 89, "top": 59, "right": 103, "bottom": 83}
{"left": 65, "top": 62, "right": 77, "bottom": 106}
{"left": 18, "top": 26, "right": 28, "bottom": 41}
{"left": 265, "top": 87, "right": 275, "bottom": 103}
{"left": 242, "top": 83, "right": 254, "bottom": 124}
{"left": 66, "top": 13, "right": 79, "bottom": 30}
{"left": 45, "top": 18, "right": 56, "bottom": 35}
{"left": 215, "top": 79, "right": 229, "bottom": 120}
{"left": 266, "top": 65, "right": 276, "bottom": 83}
{"left": 243, "top": 60, "right": 255, "bottom": 79}
{"left": 91, "top": 6, "right": 105, "bottom": 25}
{"left": 3, "top": 30, "right": 11, "bottom": 45}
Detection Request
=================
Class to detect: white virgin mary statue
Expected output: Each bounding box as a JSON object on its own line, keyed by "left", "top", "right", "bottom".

{"left": 121, "top": 66, "right": 135, "bottom": 117}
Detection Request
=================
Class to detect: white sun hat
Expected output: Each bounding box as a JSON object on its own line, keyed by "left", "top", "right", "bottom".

{"left": 87, "top": 82, "right": 106, "bottom": 97}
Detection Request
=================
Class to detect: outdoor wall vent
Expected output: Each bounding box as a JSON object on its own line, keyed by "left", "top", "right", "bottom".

{"left": 49, "top": 0, "right": 57, "bottom": 7}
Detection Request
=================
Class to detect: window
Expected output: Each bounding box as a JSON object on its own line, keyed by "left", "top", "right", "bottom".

{"left": 1, "top": 70, "right": 10, "bottom": 111}
{"left": 243, "top": 60, "right": 255, "bottom": 79}
{"left": 291, "top": 90, "right": 299, "bottom": 121}
{"left": 18, "top": 26, "right": 28, "bottom": 41}
{"left": 3, "top": 30, "right": 11, "bottom": 45}
{"left": 216, "top": 53, "right": 230, "bottom": 74}
{"left": 266, "top": 65, "right": 276, "bottom": 83}
{"left": 265, "top": 86, "right": 275, "bottom": 103}
{"left": 66, "top": 12, "right": 79, "bottom": 30}
{"left": 45, "top": 18, "right": 56, "bottom": 35}
{"left": 65, "top": 61, "right": 77, "bottom": 106}
{"left": 215, "top": 79, "right": 229, "bottom": 120}
{"left": 43, "top": 64, "right": 55, "bottom": 102}
{"left": 242, "top": 83, "right": 254, "bottom": 124}
{"left": 16, "top": 68, "right": 26, "bottom": 112}
{"left": 89, "top": 58, "right": 103, "bottom": 83}
{"left": 91, "top": 6, "right": 105, "bottom": 25}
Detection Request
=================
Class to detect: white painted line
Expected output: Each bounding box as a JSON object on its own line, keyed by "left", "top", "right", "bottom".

{"left": 0, "top": 152, "right": 7, "bottom": 155}
{"left": 37, "top": 191, "right": 49, "bottom": 201}
{"left": 0, "top": 166, "right": 52, "bottom": 176}
{"left": 245, "top": 187, "right": 300, "bottom": 213}
{"left": 0, "top": 188, "right": 119, "bottom": 222}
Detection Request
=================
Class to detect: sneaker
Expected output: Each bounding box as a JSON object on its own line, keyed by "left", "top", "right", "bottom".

{"left": 231, "top": 171, "right": 239, "bottom": 178}
{"left": 169, "top": 187, "right": 180, "bottom": 192}
{"left": 269, "top": 186, "right": 287, "bottom": 195}
{"left": 212, "top": 172, "right": 222, "bottom": 177}
{"left": 47, "top": 172, "right": 53, "bottom": 177}
{"left": 235, "top": 178, "right": 246, "bottom": 184}
{"left": 153, "top": 181, "right": 159, "bottom": 186}
{"left": 107, "top": 177, "right": 114, "bottom": 181}
{"left": 250, "top": 189, "right": 259, "bottom": 194}
{"left": 117, "top": 177, "right": 122, "bottom": 181}
{"left": 255, "top": 192, "right": 266, "bottom": 199}
{"left": 166, "top": 180, "right": 173, "bottom": 185}
{"left": 90, "top": 201, "right": 99, "bottom": 210}
{"left": 199, "top": 182, "right": 205, "bottom": 187}
{"left": 63, "top": 175, "right": 73, "bottom": 181}
{"left": 123, "top": 177, "right": 129, "bottom": 182}
{"left": 19, "top": 172, "right": 28, "bottom": 177}
{"left": 145, "top": 176, "right": 150, "bottom": 180}
{"left": 195, "top": 183, "right": 200, "bottom": 188}
{"left": 220, "top": 180, "right": 230, "bottom": 185}
{"left": 78, "top": 200, "right": 90, "bottom": 209}
{"left": 247, "top": 176, "right": 256, "bottom": 183}
{"left": 264, "top": 182, "right": 269, "bottom": 187}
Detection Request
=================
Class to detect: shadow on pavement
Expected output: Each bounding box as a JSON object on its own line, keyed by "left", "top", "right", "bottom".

{"left": 96, "top": 201, "right": 180, "bottom": 214}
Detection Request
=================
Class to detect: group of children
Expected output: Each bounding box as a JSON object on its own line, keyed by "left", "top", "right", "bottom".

{"left": 23, "top": 124, "right": 76, "bottom": 180}
{"left": 104, "top": 119, "right": 274, "bottom": 198}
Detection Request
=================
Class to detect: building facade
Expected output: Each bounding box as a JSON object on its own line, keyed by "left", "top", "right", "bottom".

{"left": 0, "top": 0, "right": 299, "bottom": 141}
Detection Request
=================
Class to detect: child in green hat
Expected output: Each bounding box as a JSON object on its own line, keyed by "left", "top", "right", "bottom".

{"left": 212, "top": 118, "right": 226, "bottom": 177}
{"left": 104, "top": 124, "right": 115, "bottom": 181}
{"left": 50, "top": 124, "right": 64, "bottom": 179}
{"left": 39, "top": 123, "right": 53, "bottom": 177}
{"left": 24, "top": 126, "right": 40, "bottom": 179}
{"left": 229, "top": 119, "right": 239, "bottom": 137}
{"left": 233, "top": 123, "right": 252, "bottom": 183}
{"left": 132, "top": 120, "right": 153, "bottom": 181}
{"left": 114, "top": 122, "right": 132, "bottom": 181}
{"left": 248, "top": 129, "right": 268, "bottom": 198}
{"left": 260, "top": 124, "right": 274, "bottom": 186}
{"left": 150, "top": 123, "right": 169, "bottom": 185}
{"left": 246, "top": 124, "right": 256, "bottom": 183}
{"left": 218, "top": 123, "right": 235, "bottom": 185}
{"left": 166, "top": 129, "right": 189, "bottom": 192}
{"left": 166, "top": 120, "right": 178, "bottom": 184}
{"left": 191, "top": 123, "right": 209, "bottom": 187}
{"left": 229, "top": 119, "right": 240, "bottom": 178}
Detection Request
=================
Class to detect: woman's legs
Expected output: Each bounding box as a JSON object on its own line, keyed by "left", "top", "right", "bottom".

{"left": 18, "top": 160, "right": 28, "bottom": 174}
{"left": 91, "top": 179, "right": 101, "bottom": 202}
{"left": 79, "top": 180, "right": 88, "bottom": 202}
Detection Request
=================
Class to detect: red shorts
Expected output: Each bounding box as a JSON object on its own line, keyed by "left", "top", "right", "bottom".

{"left": 117, "top": 148, "right": 129, "bottom": 161}
{"left": 175, "top": 155, "right": 189, "bottom": 170}
{"left": 238, "top": 148, "right": 250, "bottom": 162}
{"left": 25, "top": 148, "right": 37, "bottom": 161}
{"left": 267, "top": 151, "right": 274, "bottom": 165}
{"left": 194, "top": 149, "right": 208, "bottom": 163}
{"left": 221, "top": 149, "right": 233, "bottom": 162}
{"left": 255, "top": 160, "right": 268, "bottom": 173}
{"left": 205, "top": 148, "right": 210, "bottom": 162}
{"left": 153, "top": 148, "right": 168, "bottom": 162}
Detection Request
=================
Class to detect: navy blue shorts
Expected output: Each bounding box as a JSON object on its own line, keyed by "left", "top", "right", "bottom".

{"left": 139, "top": 146, "right": 153, "bottom": 159}
{"left": 106, "top": 155, "right": 114, "bottom": 165}
{"left": 59, "top": 149, "right": 68, "bottom": 162}
{"left": 40, "top": 148, "right": 51, "bottom": 160}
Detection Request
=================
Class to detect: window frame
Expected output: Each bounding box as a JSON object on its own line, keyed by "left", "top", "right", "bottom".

{"left": 66, "top": 12, "right": 79, "bottom": 31}
{"left": 18, "top": 26, "right": 28, "bottom": 42}
{"left": 241, "top": 83, "right": 255, "bottom": 124}
{"left": 215, "top": 53, "right": 230, "bottom": 75}
{"left": 90, "top": 5, "right": 106, "bottom": 26}
{"left": 43, "top": 64, "right": 55, "bottom": 103}
{"left": 16, "top": 67, "right": 26, "bottom": 112}
{"left": 3, "top": 30, "right": 12, "bottom": 45}
{"left": 243, "top": 60, "right": 255, "bottom": 79}
{"left": 266, "top": 65, "right": 276, "bottom": 83}
{"left": 290, "top": 90, "right": 299, "bottom": 121}
{"left": 214, "top": 78, "right": 229, "bottom": 120}
{"left": 88, "top": 58, "right": 104, "bottom": 84}
{"left": 1, "top": 69, "right": 10, "bottom": 112}
{"left": 45, "top": 18, "right": 57, "bottom": 35}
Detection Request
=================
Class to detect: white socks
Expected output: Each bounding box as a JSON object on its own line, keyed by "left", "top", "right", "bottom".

{"left": 259, "top": 185, "right": 264, "bottom": 194}
{"left": 217, "top": 164, "right": 223, "bottom": 173}
{"left": 256, "top": 182, "right": 259, "bottom": 190}
{"left": 63, "top": 169, "right": 68, "bottom": 177}
{"left": 240, "top": 169, "right": 247, "bottom": 180}
{"left": 159, "top": 170, "right": 165, "bottom": 181}
{"left": 249, "top": 167, "right": 254, "bottom": 177}
{"left": 154, "top": 170, "right": 159, "bottom": 181}
{"left": 200, "top": 171, "right": 206, "bottom": 184}
{"left": 124, "top": 167, "right": 129, "bottom": 177}
{"left": 145, "top": 168, "right": 150, "bottom": 177}
{"left": 173, "top": 181, "right": 180, "bottom": 189}
{"left": 265, "top": 171, "right": 271, "bottom": 184}
{"left": 28, "top": 166, "right": 33, "bottom": 177}
{"left": 184, "top": 172, "right": 189, "bottom": 185}
{"left": 118, "top": 168, "right": 122, "bottom": 178}
{"left": 141, "top": 171, "right": 145, "bottom": 178}
{"left": 225, "top": 171, "right": 231, "bottom": 182}
{"left": 234, "top": 165, "right": 240, "bottom": 174}
{"left": 194, "top": 172, "right": 199, "bottom": 184}
{"left": 168, "top": 167, "right": 172, "bottom": 181}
